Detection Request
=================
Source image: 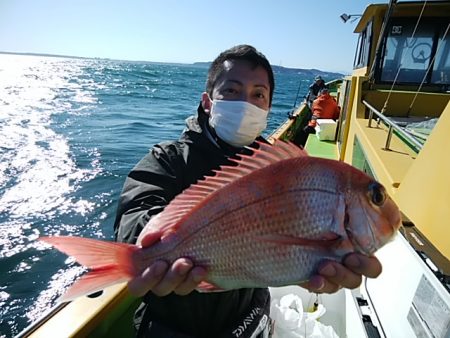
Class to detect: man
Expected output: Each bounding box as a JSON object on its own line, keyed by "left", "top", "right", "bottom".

{"left": 114, "top": 45, "right": 382, "bottom": 337}
{"left": 305, "top": 75, "right": 327, "bottom": 108}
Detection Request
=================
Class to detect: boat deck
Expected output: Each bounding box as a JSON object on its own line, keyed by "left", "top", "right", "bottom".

{"left": 305, "top": 135, "right": 338, "bottom": 160}
{"left": 353, "top": 118, "right": 416, "bottom": 193}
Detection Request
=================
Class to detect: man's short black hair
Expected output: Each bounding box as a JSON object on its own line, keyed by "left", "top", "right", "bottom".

{"left": 206, "top": 45, "right": 275, "bottom": 105}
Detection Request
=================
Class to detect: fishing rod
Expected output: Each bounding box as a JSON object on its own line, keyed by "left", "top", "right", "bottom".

{"left": 292, "top": 78, "right": 303, "bottom": 108}
{"left": 288, "top": 78, "right": 304, "bottom": 119}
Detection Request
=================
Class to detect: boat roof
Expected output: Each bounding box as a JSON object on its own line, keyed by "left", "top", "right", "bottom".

{"left": 355, "top": 1, "right": 450, "bottom": 33}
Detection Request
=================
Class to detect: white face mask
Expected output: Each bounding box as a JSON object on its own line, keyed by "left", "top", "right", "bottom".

{"left": 208, "top": 100, "right": 269, "bottom": 147}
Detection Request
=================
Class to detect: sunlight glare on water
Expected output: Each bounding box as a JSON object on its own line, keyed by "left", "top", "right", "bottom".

{"left": 0, "top": 54, "right": 106, "bottom": 336}
{"left": 0, "top": 55, "right": 102, "bottom": 252}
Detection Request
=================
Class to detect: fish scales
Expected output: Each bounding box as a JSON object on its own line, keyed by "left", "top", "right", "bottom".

{"left": 141, "top": 157, "right": 350, "bottom": 288}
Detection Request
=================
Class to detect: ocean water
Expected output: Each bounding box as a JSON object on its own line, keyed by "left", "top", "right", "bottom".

{"left": 0, "top": 53, "right": 312, "bottom": 337}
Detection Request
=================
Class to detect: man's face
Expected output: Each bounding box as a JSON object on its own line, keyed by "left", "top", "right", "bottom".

{"left": 209, "top": 59, "right": 271, "bottom": 111}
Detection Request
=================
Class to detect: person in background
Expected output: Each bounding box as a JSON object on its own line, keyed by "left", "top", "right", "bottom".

{"left": 305, "top": 75, "right": 327, "bottom": 108}
{"left": 295, "top": 88, "right": 341, "bottom": 146}
{"left": 114, "top": 44, "right": 382, "bottom": 337}
{"left": 307, "top": 88, "right": 341, "bottom": 129}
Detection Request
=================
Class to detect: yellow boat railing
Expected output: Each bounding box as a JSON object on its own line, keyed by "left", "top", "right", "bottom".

{"left": 363, "top": 100, "right": 424, "bottom": 152}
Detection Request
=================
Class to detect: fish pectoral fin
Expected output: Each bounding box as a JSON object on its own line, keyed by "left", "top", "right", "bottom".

{"left": 196, "top": 281, "right": 226, "bottom": 293}
{"left": 257, "top": 232, "right": 342, "bottom": 247}
{"left": 139, "top": 229, "right": 166, "bottom": 247}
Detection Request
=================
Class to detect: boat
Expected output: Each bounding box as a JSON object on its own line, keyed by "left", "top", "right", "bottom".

{"left": 17, "top": 1, "right": 450, "bottom": 337}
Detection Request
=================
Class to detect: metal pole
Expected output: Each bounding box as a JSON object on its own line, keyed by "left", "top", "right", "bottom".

{"left": 385, "top": 125, "right": 393, "bottom": 150}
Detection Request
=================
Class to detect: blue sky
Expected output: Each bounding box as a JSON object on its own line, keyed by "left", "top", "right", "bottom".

{"left": 0, "top": 0, "right": 377, "bottom": 73}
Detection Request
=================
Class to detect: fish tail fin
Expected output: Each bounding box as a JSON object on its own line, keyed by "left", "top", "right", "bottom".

{"left": 40, "top": 236, "right": 140, "bottom": 302}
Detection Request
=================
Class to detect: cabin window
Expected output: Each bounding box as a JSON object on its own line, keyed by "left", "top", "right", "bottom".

{"left": 353, "top": 21, "right": 373, "bottom": 69}
{"left": 379, "top": 19, "right": 450, "bottom": 86}
{"left": 431, "top": 29, "right": 450, "bottom": 84}
{"left": 352, "top": 136, "right": 375, "bottom": 179}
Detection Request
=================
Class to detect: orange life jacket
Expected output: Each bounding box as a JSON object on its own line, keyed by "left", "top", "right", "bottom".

{"left": 308, "top": 93, "right": 340, "bottom": 127}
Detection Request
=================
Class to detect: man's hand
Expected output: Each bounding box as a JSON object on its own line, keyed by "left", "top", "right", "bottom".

{"left": 127, "top": 258, "right": 207, "bottom": 297}
{"left": 131, "top": 229, "right": 207, "bottom": 297}
{"left": 300, "top": 253, "right": 382, "bottom": 293}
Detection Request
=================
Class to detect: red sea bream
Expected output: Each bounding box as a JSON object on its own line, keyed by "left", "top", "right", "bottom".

{"left": 41, "top": 140, "right": 402, "bottom": 301}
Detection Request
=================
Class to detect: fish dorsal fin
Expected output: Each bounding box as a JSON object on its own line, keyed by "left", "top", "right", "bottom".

{"left": 149, "top": 140, "right": 307, "bottom": 238}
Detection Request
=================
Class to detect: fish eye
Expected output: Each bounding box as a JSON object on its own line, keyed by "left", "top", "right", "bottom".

{"left": 368, "top": 182, "right": 386, "bottom": 206}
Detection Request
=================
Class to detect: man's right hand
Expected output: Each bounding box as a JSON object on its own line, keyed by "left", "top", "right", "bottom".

{"left": 127, "top": 258, "right": 207, "bottom": 297}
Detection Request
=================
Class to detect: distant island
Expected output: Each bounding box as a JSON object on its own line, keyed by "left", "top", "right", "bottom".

{"left": 192, "top": 61, "right": 345, "bottom": 79}
{"left": 0, "top": 51, "right": 346, "bottom": 78}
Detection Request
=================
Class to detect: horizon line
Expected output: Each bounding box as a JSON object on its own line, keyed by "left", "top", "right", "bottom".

{"left": 0, "top": 50, "right": 348, "bottom": 75}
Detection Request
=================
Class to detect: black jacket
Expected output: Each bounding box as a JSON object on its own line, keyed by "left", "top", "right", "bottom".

{"left": 113, "top": 105, "right": 270, "bottom": 337}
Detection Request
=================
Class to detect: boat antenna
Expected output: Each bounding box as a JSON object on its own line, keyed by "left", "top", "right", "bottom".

{"left": 407, "top": 22, "right": 450, "bottom": 115}
{"left": 381, "top": 1, "right": 428, "bottom": 115}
